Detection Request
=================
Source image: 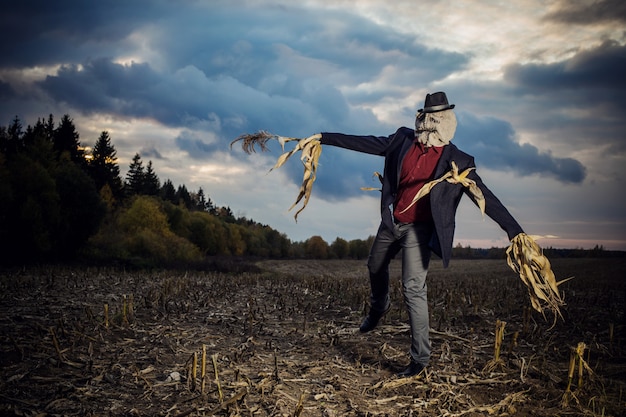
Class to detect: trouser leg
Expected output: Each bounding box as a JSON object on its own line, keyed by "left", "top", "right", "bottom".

{"left": 399, "top": 222, "right": 432, "bottom": 366}
{"left": 366, "top": 223, "right": 400, "bottom": 312}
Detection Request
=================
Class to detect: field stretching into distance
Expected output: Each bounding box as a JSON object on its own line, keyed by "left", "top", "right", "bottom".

{"left": 1, "top": 257, "right": 624, "bottom": 416}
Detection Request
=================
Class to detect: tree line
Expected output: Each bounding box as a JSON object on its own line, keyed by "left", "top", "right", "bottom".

{"left": 0, "top": 114, "right": 375, "bottom": 267}
{"left": 2, "top": 114, "right": 620, "bottom": 268}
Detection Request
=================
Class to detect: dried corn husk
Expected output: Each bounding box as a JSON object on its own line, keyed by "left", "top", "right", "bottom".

{"left": 360, "top": 171, "right": 383, "bottom": 191}
{"left": 506, "top": 233, "right": 572, "bottom": 324}
{"left": 399, "top": 161, "right": 485, "bottom": 216}
{"left": 231, "top": 131, "right": 322, "bottom": 221}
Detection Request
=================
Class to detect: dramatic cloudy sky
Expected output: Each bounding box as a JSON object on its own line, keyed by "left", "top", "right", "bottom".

{"left": 2, "top": 0, "right": 625, "bottom": 250}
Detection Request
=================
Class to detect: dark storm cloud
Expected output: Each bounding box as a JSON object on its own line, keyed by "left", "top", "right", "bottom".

{"left": 0, "top": 0, "right": 165, "bottom": 67}
{"left": 175, "top": 132, "right": 220, "bottom": 156}
{"left": 0, "top": 80, "right": 13, "bottom": 99}
{"left": 36, "top": 58, "right": 305, "bottom": 136}
{"left": 23, "top": 1, "right": 467, "bottom": 162}
{"left": 454, "top": 113, "right": 586, "bottom": 184}
{"left": 139, "top": 145, "right": 164, "bottom": 161}
{"left": 503, "top": 40, "right": 626, "bottom": 144}
{"left": 39, "top": 58, "right": 155, "bottom": 116}
{"left": 147, "top": 4, "right": 467, "bottom": 89}
{"left": 544, "top": 0, "right": 626, "bottom": 24}
{"left": 505, "top": 40, "right": 626, "bottom": 92}
{"left": 38, "top": 59, "right": 171, "bottom": 120}
{"left": 0, "top": 1, "right": 588, "bottom": 190}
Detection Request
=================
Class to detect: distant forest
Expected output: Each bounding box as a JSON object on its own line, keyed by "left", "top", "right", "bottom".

{"left": 1, "top": 114, "right": 622, "bottom": 268}
{"left": 0, "top": 114, "right": 377, "bottom": 268}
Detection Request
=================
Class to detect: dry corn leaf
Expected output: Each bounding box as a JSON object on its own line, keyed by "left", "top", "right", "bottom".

{"left": 231, "top": 131, "right": 322, "bottom": 221}
{"left": 506, "top": 233, "right": 572, "bottom": 325}
{"left": 399, "top": 161, "right": 485, "bottom": 216}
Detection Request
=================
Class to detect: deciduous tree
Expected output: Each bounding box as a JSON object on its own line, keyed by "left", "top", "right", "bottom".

{"left": 306, "top": 235, "right": 329, "bottom": 259}
{"left": 331, "top": 237, "right": 349, "bottom": 259}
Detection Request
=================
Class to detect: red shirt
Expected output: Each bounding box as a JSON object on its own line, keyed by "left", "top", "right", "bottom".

{"left": 393, "top": 142, "right": 443, "bottom": 223}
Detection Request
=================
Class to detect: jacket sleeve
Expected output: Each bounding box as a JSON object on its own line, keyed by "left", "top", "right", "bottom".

{"left": 434, "top": 145, "right": 524, "bottom": 251}
{"left": 320, "top": 132, "right": 394, "bottom": 156}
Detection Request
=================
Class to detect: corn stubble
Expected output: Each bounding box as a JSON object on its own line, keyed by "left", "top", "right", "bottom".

{"left": 562, "top": 342, "right": 594, "bottom": 408}
{"left": 231, "top": 131, "right": 322, "bottom": 222}
{"left": 483, "top": 320, "right": 507, "bottom": 374}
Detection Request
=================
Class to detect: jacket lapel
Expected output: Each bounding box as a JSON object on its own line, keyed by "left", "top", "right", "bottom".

{"left": 434, "top": 144, "right": 454, "bottom": 177}
{"left": 396, "top": 138, "right": 415, "bottom": 188}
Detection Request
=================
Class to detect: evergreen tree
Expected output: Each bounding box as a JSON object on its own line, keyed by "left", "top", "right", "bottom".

{"left": 160, "top": 179, "right": 177, "bottom": 204}
{"left": 22, "top": 123, "right": 38, "bottom": 148}
{"left": 89, "top": 131, "right": 123, "bottom": 202}
{"left": 2, "top": 147, "right": 61, "bottom": 263}
{"left": 125, "top": 153, "right": 144, "bottom": 196}
{"left": 8, "top": 116, "right": 23, "bottom": 142}
{"left": 194, "top": 187, "right": 208, "bottom": 211}
{"left": 44, "top": 114, "right": 55, "bottom": 142}
{"left": 175, "top": 184, "right": 192, "bottom": 208}
{"left": 53, "top": 114, "right": 84, "bottom": 165}
{"left": 2, "top": 116, "right": 23, "bottom": 153}
{"left": 25, "top": 116, "right": 54, "bottom": 146}
{"left": 217, "top": 206, "right": 235, "bottom": 223}
{"left": 143, "top": 160, "right": 160, "bottom": 196}
{"left": 190, "top": 187, "right": 217, "bottom": 214}
{"left": 206, "top": 195, "right": 216, "bottom": 214}
{"left": 54, "top": 154, "right": 105, "bottom": 259}
{"left": 18, "top": 118, "right": 58, "bottom": 171}
{"left": 0, "top": 125, "right": 7, "bottom": 153}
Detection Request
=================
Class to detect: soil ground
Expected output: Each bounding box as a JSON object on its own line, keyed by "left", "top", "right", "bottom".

{"left": 1, "top": 257, "right": 625, "bottom": 416}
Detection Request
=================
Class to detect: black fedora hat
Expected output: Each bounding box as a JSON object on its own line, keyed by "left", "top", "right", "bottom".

{"left": 418, "top": 91, "right": 455, "bottom": 113}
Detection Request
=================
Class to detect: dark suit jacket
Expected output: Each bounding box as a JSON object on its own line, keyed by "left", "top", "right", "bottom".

{"left": 321, "top": 127, "right": 524, "bottom": 267}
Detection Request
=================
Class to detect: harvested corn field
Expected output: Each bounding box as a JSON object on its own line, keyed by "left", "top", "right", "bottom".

{"left": 1, "top": 258, "right": 625, "bottom": 416}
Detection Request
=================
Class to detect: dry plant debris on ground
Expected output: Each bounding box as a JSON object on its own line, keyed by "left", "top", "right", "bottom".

{"left": 1, "top": 258, "right": 625, "bottom": 416}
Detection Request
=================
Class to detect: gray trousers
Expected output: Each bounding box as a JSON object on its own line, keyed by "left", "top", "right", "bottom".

{"left": 367, "top": 221, "right": 432, "bottom": 366}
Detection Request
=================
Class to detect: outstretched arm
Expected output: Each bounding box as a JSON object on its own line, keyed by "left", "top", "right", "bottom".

{"left": 320, "top": 132, "right": 395, "bottom": 156}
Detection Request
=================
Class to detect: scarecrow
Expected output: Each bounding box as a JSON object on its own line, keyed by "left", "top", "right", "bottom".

{"left": 232, "top": 92, "right": 567, "bottom": 377}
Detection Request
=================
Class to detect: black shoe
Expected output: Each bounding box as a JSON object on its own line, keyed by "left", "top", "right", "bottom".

{"left": 359, "top": 306, "right": 390, "bottom": 333}
{"left": 397, "top": 361, "right": 426, "bottom": 378}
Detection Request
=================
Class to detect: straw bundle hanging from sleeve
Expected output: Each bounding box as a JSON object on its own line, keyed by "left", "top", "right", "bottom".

{"left": 230, "top": 131, "right": 322, "bottom": 221}
{"left": 506, "top": 233, "right": 572, "bottom": 325}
